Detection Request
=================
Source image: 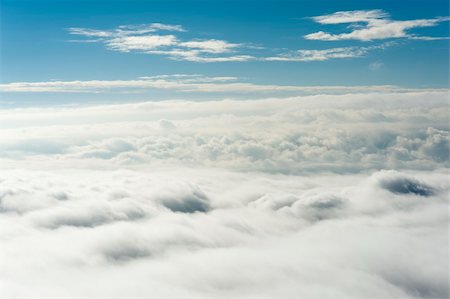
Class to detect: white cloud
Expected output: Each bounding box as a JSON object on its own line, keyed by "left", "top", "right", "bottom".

{"left": 146, "top": 49, "right": 255, "bottom": 62}
{"left": 408, "top": 36, "right": 450, "bottom": 41}
{"left": 305, "top": 10, "right": 449, "bottom": 41}
{"left": 266, "top": 46, "right": 368, "bottom": 61}
{"left": 178, "top": 39, "right": 240, "bottom": 53}
{"left": 312, "top": 9, "right": 390, "bottom": 24}
{"left": 69, "top": 23, "right": 185, "bottom": 37}
{"left": 68, "top": 27, "right": 113, "bottom": 37}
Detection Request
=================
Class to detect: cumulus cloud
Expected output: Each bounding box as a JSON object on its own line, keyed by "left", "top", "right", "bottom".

{"left": 305, "top": 9, "right": 450, "bottom": 41}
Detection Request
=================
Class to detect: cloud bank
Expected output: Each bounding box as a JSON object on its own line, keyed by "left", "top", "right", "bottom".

{"left": 0, "top": 89, "right": 448, "bottom": 298}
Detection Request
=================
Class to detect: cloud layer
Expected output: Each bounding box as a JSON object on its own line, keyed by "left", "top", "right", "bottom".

{"left": 0, "top": 90, "right": 448, "bottom": 173}
{"left": 0, "top": 88, "right": 448, "bottom": 298}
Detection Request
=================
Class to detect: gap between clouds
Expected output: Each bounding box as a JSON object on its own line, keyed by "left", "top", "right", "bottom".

{"left": 67, "top": 9, "right": 449, "bottom": 63}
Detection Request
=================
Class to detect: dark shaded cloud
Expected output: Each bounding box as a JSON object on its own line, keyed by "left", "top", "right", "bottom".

{"left": 377, "top": 173, "right": 435, "bottom": 196}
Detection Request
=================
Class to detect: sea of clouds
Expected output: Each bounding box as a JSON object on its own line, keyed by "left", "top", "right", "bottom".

{"left": 0, "top": 90, "right": 448, "bottom": 298}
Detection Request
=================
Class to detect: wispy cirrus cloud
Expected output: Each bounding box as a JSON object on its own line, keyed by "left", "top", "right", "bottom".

{"left": 107, "top": 35, "right": 179, "bottom": 51}
{"left": 66, "top": 22, "right": 388, "bottom": 63}
{"left": 266, "top": 47, "right": 367, "bottom": 62}
{"left": 266, "top": 42, "right": 393, "bottom": 62}
{"left": 305, "top": 9, "right": 449, "bottom": 41}
{"left": 68, "top": 23, "right": 185, "bottom": 37}
{"left": 369, "top": 61, "right": 384, "bottom": 71}
{"left": 68, "top": 11, "right": 448, "bottom": 63}
{"left": 69, "top": 23, "right": 253, "bottom": 62}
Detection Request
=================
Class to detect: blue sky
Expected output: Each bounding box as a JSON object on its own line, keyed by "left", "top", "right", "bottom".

{"left": 0, "top": 0, "right": 448, "bottom": 105}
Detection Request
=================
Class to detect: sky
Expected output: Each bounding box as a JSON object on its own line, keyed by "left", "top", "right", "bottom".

{"left": 0, "top": 1, "right": 449, "bottom": 298}
{"left": 0, "top": 0, "right": 449, "bottom": 105}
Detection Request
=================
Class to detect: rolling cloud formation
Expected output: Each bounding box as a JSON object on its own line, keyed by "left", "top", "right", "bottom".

{"left": 0, "top": 90, "right": 448, "bottom": 298}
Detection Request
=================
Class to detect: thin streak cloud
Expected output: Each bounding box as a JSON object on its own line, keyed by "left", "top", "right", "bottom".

{"left": 0, "top": 75, "right": 445, "bottom": 94}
